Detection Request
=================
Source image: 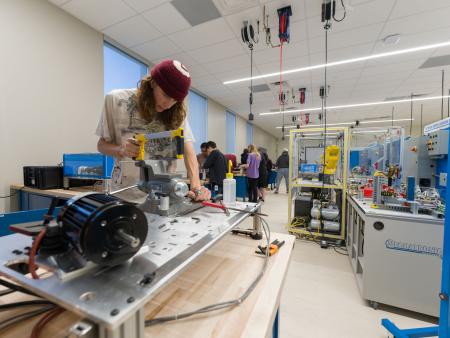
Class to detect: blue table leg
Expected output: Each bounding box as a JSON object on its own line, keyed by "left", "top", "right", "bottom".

{"left": 381, "top": 319, "right": 438, "bottom": 338}
{"left": 272, "top": 308, "right": 279, "bottom": 338}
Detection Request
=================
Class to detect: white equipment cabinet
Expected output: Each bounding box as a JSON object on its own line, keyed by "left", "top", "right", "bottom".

{"left": 346, "top": 195, "right": 443, "bottom": 317}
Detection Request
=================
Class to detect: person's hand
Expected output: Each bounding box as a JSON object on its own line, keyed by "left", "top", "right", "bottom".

{"left": 119, "top": 138, "right": 140, "bottom": 158}
{"left": 187, "top": 186, "right": 211, "bottom": 201}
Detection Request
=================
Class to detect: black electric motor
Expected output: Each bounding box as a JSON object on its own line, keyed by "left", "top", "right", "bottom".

{"left": 58, "top": 193, "right": 148, "bottom": 266}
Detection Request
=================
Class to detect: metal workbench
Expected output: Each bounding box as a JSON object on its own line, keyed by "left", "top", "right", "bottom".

{"left": 346, "top": 194, "right": 443, "bottom": 317}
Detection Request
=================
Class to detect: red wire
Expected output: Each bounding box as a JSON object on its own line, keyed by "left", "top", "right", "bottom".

{"left": 279, "top": 41, "right": 283, "bottom": 106}
{"left": 29, "top": 227, "right": 47, "bottom": 280}
{"left": 30, "top": 307, "right": 64, "bottom": 338}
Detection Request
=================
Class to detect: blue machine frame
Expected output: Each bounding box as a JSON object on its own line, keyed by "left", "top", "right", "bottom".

{"left": 0, "top": 207, "right": 62, "bottom": 237}
{"left": 381, "top": 122, "right": 450, "bottom": 337}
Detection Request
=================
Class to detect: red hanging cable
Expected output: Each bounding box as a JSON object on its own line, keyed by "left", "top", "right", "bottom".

{"left": 279, "top": 41, "right": 283, "bottom": 105}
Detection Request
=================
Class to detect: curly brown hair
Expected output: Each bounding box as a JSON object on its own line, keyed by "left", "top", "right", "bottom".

{"left": 136, "top": 75, "right": 187, "bottom": 130}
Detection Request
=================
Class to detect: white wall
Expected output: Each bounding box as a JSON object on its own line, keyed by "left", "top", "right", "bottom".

{"left": 236, "top": 115, "right": 248, "bottom": 157}
{"left": 0, "top": 0, "right": 103, "bottom": 212}
{"left": 207, "top": 99, "right": 227, "bottom": 151}
{"left": 205, "top": 98, "right": 278, "bottom": 160}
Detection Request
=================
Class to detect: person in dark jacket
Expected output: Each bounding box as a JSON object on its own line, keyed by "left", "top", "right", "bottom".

{"left": 257, "top": 147, "right": 269, "bottom": 201}
{"left": 203, "top": 141, "right": 227, "bottom": 195}
{"left": 240, "top": 148, "right": 249, "bottom": 165}
{"left": 275, "top": 149, "right": 289, "bottom": 194}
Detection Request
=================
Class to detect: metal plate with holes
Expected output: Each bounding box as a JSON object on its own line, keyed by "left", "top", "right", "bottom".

{"left": 0, "top": 202, "right": 259, "bottom": 329}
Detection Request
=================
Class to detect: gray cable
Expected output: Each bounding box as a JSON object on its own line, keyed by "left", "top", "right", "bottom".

{"left": 145, "top": 215, "right": 271, "bottom": 326}
{"left": 0, "top": 306, "right": 55, "bottom": 331}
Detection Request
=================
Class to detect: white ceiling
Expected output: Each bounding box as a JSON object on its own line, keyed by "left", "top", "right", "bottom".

{"left": 49, "top": 0, "right": 450, "bottom": 138}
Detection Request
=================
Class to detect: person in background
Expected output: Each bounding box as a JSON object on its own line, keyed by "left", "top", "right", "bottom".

{"left": 274, "top": 148, "right": 289, "bottom": 194}
{"left": 202, "top": 141, "right": 227, "bottom": 195}
{"left": 257, "top": 147, "right": 269, "bottom": 202}
{"left": 197, "top": 142, "right": 208, "bottom": 168}
{"left": 240, "top": 148, "right": 249, "bottom": 165}
{"left": 224, "top": 153, "right": 237, "bottom": 171}
{"left": 266, "top": 154, "right": 275, "bottom": 189}
{"left": 96, "top": 59, "right": 210, "bottom": 202}
{"left": 241, "top": 144, "right": 260, "bottom": 203}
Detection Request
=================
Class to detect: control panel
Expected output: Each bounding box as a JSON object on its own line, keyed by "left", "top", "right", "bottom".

{"left": 427, "top": 130, "right": 449, "bottom": 157}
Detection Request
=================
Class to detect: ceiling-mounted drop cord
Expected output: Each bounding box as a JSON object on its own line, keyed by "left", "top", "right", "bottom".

{"left": 421, "top": 105, "right": 424, "bottom": 134}
{"left": 442, "top": 69, "right": 445, "bottom": 120}
{"left": 249, "top": 44, "right": 254, "bottom": 121}
{"left": 332, "top": 0, "right": 346, "bottom": 22}
{"left": 391, "top": 106, "right": 394, "bottom": 127}
{"left": 410, "top": 93, "right": 413, "bottom": 136}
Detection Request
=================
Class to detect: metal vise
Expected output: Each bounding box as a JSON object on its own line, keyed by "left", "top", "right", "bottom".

{"left": 136, "top": 160, "right": 198, "bottom": 216}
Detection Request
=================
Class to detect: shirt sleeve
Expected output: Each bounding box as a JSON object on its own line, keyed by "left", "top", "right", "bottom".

{"left": 95, "top": 94, "right": 113, "bottom": 142}
{"left": 181, "top": 118, "right": 195, "bottom": 143}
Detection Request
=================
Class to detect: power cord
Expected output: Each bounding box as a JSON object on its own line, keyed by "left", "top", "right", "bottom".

{"left": 332, "top": 0, "right": 347, "bottom": 22}
{"left": 0, "top": 306, "right": 55, "bottom": 332}
{"left": 145, "top": 215, "right": 272, "bottom": 326}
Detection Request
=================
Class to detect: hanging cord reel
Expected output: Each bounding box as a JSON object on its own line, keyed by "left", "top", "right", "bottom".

{"left": 242, "top": 20, "right": 259, "bottom": 121}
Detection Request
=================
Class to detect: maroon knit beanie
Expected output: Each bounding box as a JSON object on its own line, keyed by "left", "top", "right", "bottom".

{"left": 151, "top": 60, "right": 191, "bottom": 102}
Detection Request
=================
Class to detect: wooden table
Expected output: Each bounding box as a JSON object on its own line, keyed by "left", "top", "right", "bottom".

{"left": 0, "top": 232, "right": 294, "bottom": 338}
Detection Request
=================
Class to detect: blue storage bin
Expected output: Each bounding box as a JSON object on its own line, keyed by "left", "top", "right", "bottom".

{"left": 300, "top": 163, "right": 318, "bottom": 173}
{"left": 63, "top": 153, "right": 114, "bottom": 179}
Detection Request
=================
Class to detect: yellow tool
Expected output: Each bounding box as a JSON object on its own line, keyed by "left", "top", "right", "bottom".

{"left": 135, "top": 128, "right": 184, "bottom": 161}
{"left": 322, "top": 145, "right": 340, "bottom": 175}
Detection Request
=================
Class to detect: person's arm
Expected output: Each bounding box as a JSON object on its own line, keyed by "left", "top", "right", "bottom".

{"left": 184, "top": 142, "right": 211, "bottom": 201}
{"left": 97, "top": 137, "right": 140, "bottom": 158}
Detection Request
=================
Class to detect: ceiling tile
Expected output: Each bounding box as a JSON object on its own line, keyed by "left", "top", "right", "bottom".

{"left": 390, "top": 0, "right": 450, "bottom": 19}
{"left": 168, "top": 18, "right": 235, "bottom": 50}
{"left": 188, "top": 39, "right": 245, "bottom": 64}
{"left": 103, "top": 15, "right": 162, "bottom": 48}
{"left": 192, "top": 74, "right": 221, "bottom": 87}
{"left": 142, "top": 3, "right": 191, "bottom": 34}
{"left": 381, "top": 9, "right": 450, "bottom": 38}
{"left": 62, "top": 0, "right": 135, "bottom": 30}
{"left": 122, "top": 0, "right": 169, "bottom": 12}
{"left": 203, "top": 54, "right": 250, "bottom": 74}
{"left": 49, "top": 0, "right": 71, "bottom": 6}
{"left": 151, "top": 52, "right": 199, "bottom": 70}
{"left": 132, "top": 37, "right": 181, "bottom": 60}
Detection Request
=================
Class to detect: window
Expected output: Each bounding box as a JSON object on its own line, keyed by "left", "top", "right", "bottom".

{"left": 226, "top": 111, "right": 236, "bottom": 154}
{"left": 188, "top": 91, "right": 208, "bottom": 153}
{"left": 246, "top": 121, "right": 253, "bottom": 145}
{"left": 103, "top": 42, "right": 148, "bottom": 95}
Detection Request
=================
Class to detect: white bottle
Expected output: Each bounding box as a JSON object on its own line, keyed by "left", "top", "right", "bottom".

{"left": 223, "top": 161, "right": 236, "bottom": 206}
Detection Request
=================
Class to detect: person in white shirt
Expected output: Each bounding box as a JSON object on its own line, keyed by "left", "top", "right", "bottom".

{"left": 96, "top": 60, "right": 211, "bottom": 202}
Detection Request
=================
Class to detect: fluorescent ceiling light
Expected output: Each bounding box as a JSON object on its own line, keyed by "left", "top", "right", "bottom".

{"left": 224, "top": 40, "right": 450, "bottom": 85}
{"left": 297, "top": 132, "right": 339, "bottom": 136}
{"left": 353, "top": 130, "right": 388, "bottom": 134}
{"left": 261, "top": 95, "right": 450, "bottom": 116}
{"left": 360, "top": 118, "right": 413, "bottom": 124}
{"left": 276, "top": 118, "right": 413, "bottom": 129}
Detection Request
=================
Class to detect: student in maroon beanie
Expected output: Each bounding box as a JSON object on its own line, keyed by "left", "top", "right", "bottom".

{"left": 96, "top": 60, "right": 210, "bottom": 202}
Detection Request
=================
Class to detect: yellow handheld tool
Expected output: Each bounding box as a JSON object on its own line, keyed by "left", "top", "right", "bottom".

{"left": 135, "top": 128, "right": 184, "bottom": 161}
